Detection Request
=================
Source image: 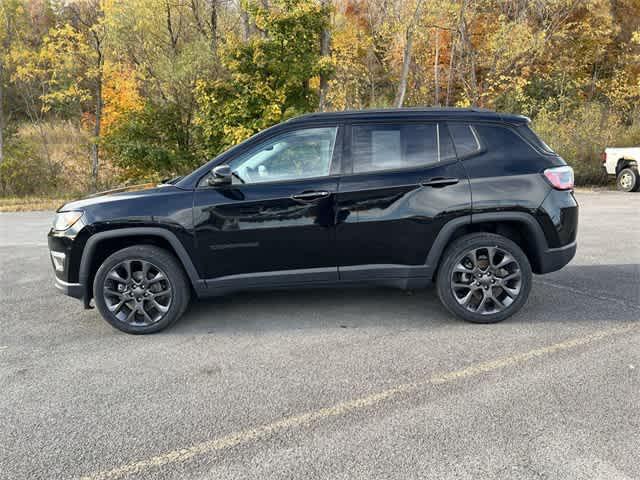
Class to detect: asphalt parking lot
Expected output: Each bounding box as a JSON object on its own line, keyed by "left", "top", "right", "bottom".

{"left": 1, "top": 191, "right": 638, "bottom": 480}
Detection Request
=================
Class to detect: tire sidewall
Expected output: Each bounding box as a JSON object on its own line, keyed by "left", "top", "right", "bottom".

{"left": 93, "top": 246, "right": 189, "bottom": 334}
{"left": 617, "top": 168, "right": 638, "bottom": 192}
{"left": 436, "top": 233, "right": 532, "bottom": 324}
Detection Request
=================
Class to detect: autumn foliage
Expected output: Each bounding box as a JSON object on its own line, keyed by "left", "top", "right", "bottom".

{"left": 0, "top": 0, "right": 638, "bottom": 195}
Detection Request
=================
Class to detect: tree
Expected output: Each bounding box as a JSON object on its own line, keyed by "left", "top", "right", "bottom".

{"left": 318, "top": 0, "right": 332, "bottom": 110}
{"left": 103, "top": 0, "right": 221, "bottom": 179}
{"left": 8, "top": 24, "right": 91, "bottom": 179}
{"left": 65, "top": 0, "right": 108, "bottom": 191}
{"left": 196, "top": 0, "right": 329, "bottom": 155}
{"left": 394, "top": 0, "right": 424, "bottom": 107}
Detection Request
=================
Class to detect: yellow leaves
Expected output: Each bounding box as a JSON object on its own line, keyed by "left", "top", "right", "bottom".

{"left": 8, "top": 23, "right": 96, "bottom": 114}
{"left": 102, "top": 62, "right": 144, "bottom": 135}
{"left": 326, "top": 9, "right": 375, "bottom": 109}
{"left": 222, "top": 125, "right": 255, "bottom": 147}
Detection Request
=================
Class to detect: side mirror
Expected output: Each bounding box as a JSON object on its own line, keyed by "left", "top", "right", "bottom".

{"left": 208, "top": 164, "right": 232, "bottom": 186}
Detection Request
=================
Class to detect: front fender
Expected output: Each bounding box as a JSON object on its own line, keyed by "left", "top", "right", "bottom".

{"left": 79, "top": 228, "right": 205, "bottom": 308}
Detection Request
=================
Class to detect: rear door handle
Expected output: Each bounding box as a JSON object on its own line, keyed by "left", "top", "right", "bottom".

{"left": 291, "top": 191, "right": 331, "bottom": 203}
{"left": 420, "top": 177, "right": 459, "bottom": 188}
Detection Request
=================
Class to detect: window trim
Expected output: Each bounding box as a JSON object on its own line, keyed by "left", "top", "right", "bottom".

{"left": 344, "top": 120, "right": 454, "bottom": 176}
{"left": 446, "top": 122, "right": 486, "bottom": 161}
{"left": 197, "top": 123, "right": 344, "bottom": 188}
{"left": 448, "top": 120, "right": 554, "bottom": 161}
{"left": 514, "top": 123, "right": 556, "bottom": 156}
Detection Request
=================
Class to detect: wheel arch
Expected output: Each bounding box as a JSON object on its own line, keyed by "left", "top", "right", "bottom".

{"left": 616, "top": 158, "right": 638, "bottom": 174}
{"left": 427, "top": 213, "right": 548, "bottom": 276}
{"left": 79, "top": 228, "right": 203, "bottom": 308}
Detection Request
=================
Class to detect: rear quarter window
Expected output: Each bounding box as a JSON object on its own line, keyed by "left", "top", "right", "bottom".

{"left": 515, "top": 124, "right": 555, "bottom": 154}
{"left": 472, "top": 124, "right": 538, "bottom": 157}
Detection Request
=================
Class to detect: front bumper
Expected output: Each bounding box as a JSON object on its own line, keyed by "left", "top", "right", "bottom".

{"left": 54, "top": 275, "right": 84, "bottom": 299}
{"left": 48, "top": 217, "right": 88, "bottom": 304}
{"left": 537, "top": 240, "right": 577, "bottom": 274}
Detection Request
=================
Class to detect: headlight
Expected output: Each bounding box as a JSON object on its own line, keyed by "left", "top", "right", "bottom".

{"left": 52, "top": 211, "right": 83, "bottom": 231}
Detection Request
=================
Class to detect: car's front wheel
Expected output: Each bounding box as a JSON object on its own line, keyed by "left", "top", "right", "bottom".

{"left": 93, "top": 245, "right": 190, "bottom": 334}
{"left": 436, "top": 233, "right": 532, "bottom": 324}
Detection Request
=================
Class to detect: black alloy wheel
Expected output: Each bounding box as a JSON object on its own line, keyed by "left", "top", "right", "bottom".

{"left": 102, "top": 259, "right": 173, "bottom": 326}
{"left": 450, "top": 246, "right": 523, "bottom": 315}
{"left": 437, "top": 233, "right": 532, "bottom": 324}
{"left": 94, "top": 245, "right": 189, "bottom": 334}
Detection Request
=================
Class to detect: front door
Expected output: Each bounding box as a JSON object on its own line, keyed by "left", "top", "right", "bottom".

{"left": 336, "top": 122, "right": 471, "bottom": 279}
{"left": 194, "top": 125, "right": 341, "bottom": 282}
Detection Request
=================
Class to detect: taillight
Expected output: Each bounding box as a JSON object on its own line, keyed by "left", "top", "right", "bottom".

{"left": 543, "top": 166, "right": 574, "bottom": 190}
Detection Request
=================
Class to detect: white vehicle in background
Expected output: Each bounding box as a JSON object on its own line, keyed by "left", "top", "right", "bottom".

{"left": 602, "top": 147, "right": 640, "bottom": 192}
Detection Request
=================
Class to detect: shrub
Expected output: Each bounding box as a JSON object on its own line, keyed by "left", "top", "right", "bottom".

{"left": 532, "top": 103, "right": 640, "bottom": 185}
{"left": 0, "top": 136, "right": 53, "bottom": 196}
{"left": 103, "top": 103, "right": 200, "bottom": 183}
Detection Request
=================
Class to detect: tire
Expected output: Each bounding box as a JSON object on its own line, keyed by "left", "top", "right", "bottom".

{"left": 93, "top": 245, "right": 190, "bottom": 334}
{"left": 436, "top": 233, "right": 532, "bottom": 324}
{"left": 616, "top": 167, "right": 639, "bottom": 192}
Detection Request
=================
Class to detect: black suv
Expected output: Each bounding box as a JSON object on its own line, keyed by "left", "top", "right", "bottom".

{"left": 48, "top": 108, "right": 578, "bottom": 334}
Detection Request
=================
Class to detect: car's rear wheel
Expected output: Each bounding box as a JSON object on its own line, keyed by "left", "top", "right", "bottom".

{"left": 616, "top": 167, "right": 639, "bottom": 192}
{"left": 93, "top": 245, "right": 190, "bottom": 334}
{"left": 436, "top": 233, "right": 532, "bottom": 324}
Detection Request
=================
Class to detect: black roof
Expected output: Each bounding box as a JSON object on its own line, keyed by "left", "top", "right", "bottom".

{"left": 287, "top": 107, "right": 529, "bottom": 124}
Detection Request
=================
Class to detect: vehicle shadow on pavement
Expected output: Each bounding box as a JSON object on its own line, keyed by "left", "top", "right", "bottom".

{"left": 171, "top": 263, "right": 639, "bottom": 335}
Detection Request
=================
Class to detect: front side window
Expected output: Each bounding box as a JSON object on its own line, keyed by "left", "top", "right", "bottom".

{"left": 352, "top": 123, "right": 451, "bottom": 173}
{"left": 228, "top": 127, "right": 337, "bottom": 184}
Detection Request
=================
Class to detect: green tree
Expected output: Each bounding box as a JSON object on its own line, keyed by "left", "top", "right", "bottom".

{"left": 195, "top": 0, "right": 329, "bottom": 156}
{"left": 102, "top": 0, "right": 220, "bottom": 179}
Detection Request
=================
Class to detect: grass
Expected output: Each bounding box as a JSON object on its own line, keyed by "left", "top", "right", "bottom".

{"left": 0, "top": 196, "right": 73, "bottom": 212}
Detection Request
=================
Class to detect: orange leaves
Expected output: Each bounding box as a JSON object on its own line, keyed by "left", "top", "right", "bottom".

{"left": 101, "top": 62, "right": 143, "bottom": 136}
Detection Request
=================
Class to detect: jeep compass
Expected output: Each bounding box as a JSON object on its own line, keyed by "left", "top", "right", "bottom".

{"left": 48, "top": 108, "right": 578, "bottom": 334}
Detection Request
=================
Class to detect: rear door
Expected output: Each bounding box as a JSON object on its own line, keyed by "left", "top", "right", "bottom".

{"left": 335, "top": 121, "right": 471, "bottom": 279}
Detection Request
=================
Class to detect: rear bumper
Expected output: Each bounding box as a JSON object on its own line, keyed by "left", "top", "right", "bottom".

{"left": 537, "top": 240, "right": 577, "bottom": 274}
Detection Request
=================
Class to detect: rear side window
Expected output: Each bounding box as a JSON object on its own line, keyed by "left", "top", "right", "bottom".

{"left": 448, "top": 123, "right": 482, "bottom": 158}
{"left": 473, "top": 124, "right": 537, "bottom": 156}
{"left": 516, "top": 124, "right": 555, "bottom": 154}
{"left": 351, "top": 123, "right": 453, "bottom": 173}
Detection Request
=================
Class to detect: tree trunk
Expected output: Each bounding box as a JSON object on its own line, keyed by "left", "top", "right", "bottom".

{"left": 0, "top": 57, "right": 4, "bottom": 166}
{"left": 445, "top": 34, "right": 455, "bottom": 106}
{"left": 210, "top": 0, "right": 217, "bottom": 54}
{"left": 446, "top": 0, "right": 467, "bottom": 106}
{"left": 394, "top": 0, "right": 423, "bottom": 108}
{"left": 394, "top": 29, "right": 413, "bottom": 108}
{"left": 434, "top": 28, "right": 440, "bottom": 106}
{"left": 91, "top": 72, "right": 103, "bottom": 192}
{"left": 457, "top": 3, "right": 478, "bottom": 106}
{"left": 318, "top": 0, "right": 331, "bottom": 111}
{"left": 241, "top": 8, "right": 251, "bottom": 41}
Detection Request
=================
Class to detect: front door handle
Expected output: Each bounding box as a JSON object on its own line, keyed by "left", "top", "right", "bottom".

{"left": 291, "top": 190, "right": 331, "bottom": 203}
{"left": 420, "top": 177, "right": 459, "bottom": 188}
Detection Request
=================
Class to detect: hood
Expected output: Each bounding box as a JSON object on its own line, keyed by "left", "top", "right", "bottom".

{"left": 58, "top": 183, "right": 182, "bottom": 211}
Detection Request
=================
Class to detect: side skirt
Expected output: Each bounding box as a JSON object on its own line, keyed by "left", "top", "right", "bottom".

{"left": 198, "top": 265, "right": 434, "bottom": 298}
